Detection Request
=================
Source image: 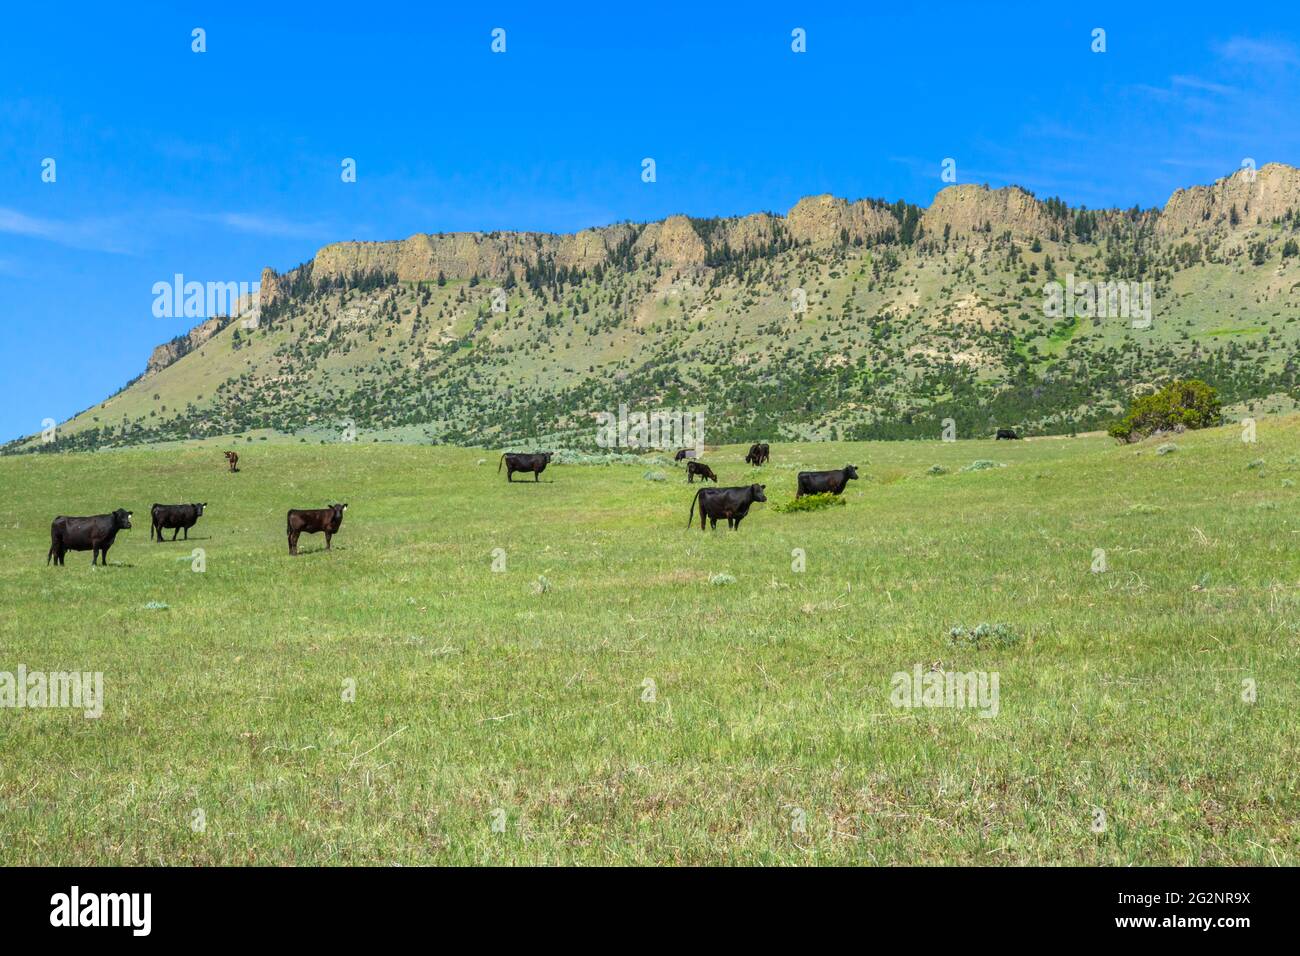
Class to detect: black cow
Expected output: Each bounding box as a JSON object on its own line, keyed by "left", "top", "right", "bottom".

{"left": 996, "top": 428, "right": 1020, "bottom": 440}
{"left": 795, "top": 465, "right": 859, "bottom": 499}
{"left": 287, "top": 503, "right": 347, "bottom": 556}
{"left": 499, "top": 452, "right": 554, "bottom": 482}
{"left": 150, "top": 502, "right": 206, "bottom": 542}
{"left": 673, "top": 448, "right": 699, "bottom": 464}
{"left": 686, "top": 460, "right": 718, "bottom": 484}
{"left": 687, "top": 484, "right": 767, "bottom": 531}
{"left": 47, "top": 509, "right": 133, "bottom": 566}
{"left": 744, "top": 442, "right": 770, "bottom": 466}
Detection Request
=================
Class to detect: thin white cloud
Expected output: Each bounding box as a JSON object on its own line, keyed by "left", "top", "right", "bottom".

{"left": 1171, "top": 74, "right": 1238, "bottom": 96}
{"left": 0, "top": 207, "right": 133, "bottom": 254}
{"left": 204, "top": 212, "right": 333, "bottom": 240}
{"left": 1214, "top": 37, "right": 1299, "bottom": 67}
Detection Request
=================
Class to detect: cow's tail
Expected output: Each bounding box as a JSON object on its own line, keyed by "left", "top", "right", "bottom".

{"left": 687, "top": 490, "right": 703, "bottom": 530}
{"left": 497, "top": 453, "right": 506, "bottom": 474}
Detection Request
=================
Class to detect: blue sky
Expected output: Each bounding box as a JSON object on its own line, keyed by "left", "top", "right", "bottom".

{"left": 2, "top": 1, "right": 1299, "bottom": 442}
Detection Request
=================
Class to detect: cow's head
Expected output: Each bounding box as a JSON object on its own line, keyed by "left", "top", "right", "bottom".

{"left": 330, "top": 503, "right": 348, "bottom": 519}
{"left": 542, "top": 452, "right": 554, "bottom": 463}
{"left": 844, "top": 465, "right": 859, "bottom": 480}
{"left": 113, "top": 508, "right": 133, "bottom": 529}
{"left": 195, "top": 503, "right": 207, "bottom": 515}
{"left": 750, "top": 484, "right": 767, "bottom": 503}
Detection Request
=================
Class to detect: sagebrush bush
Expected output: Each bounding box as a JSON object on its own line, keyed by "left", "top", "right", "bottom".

{"left": 773, "top": 493, "right": 846, "bottom": 513}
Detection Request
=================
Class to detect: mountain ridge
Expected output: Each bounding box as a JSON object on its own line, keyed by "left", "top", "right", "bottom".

{"left": 12, "top": 163, "right": 1300, "bottom": 454}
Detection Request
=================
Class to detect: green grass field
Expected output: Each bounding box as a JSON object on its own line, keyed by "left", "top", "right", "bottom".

{"left": 1, "top": 422, "right": 1297, "bottom": 865}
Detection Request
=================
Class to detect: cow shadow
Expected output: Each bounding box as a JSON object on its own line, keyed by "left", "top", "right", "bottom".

{"left": 289, "top": 546, "right": 347, "bottom": 557}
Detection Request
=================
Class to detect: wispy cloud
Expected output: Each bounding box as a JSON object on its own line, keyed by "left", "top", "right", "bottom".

{"left": 1170, "top": 75, "right": 1238, "bottom": 96}
{"left": 203, "top": 212, "right": 333, "bottom": 240}
{"left": 1214, "top": 37, "right": 1299, "bottom": 68}
{"left": 0, "top": 208, "right": 133, "bottom": 254}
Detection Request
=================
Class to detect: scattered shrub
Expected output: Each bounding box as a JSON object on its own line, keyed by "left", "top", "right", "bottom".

{"left": 1108, "top": 379, "right": 1221, "bottom": 443}
{"left": 1246, "top": 458, "right": 1265, "bottom": 470}
{"left": 709, "top": 573, "right": 736, "bottom": 586}
{"left": 773, "top": 493, "right": 846, "bottom": 513}
{"left": 949, "top": 623, "right": 1020, "bottom": 647}
{"left": 1156, "top": 443, "right": 1178, "bottom": 456}
{"left": 961, "top": 459, "right": 1005, "bottom": 472}
{"left": 642, "top": 471, "right": 667, "bottom": 481}
{"left": 926, "top": 464, "right": 948, "bottom": 476}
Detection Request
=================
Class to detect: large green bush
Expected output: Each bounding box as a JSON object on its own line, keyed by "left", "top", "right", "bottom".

{"left": 1108, "top": 379, "right": 1221, "bottom": 443}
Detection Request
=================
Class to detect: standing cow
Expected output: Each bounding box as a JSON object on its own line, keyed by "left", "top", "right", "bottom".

{"left": 686, "top": 460, "right": 718, "bottom": 484}
{"left": 287, "top": 504, "right": 347, "bottom": 556}
{"left": 151, "top": 503, "right": 207, "bottom": 541}
{"left": 498, "top": 452, "right": 554, "bottom": 483}
{"left": 995, "top": 428, "right": 1020, "bottom": 440}
{"left": 47, "top": 509, "right": 133, "bottom": 566}
{"left": 687, "top": 484, "right": 767, "bottom": 531}
{"left": 224, "top": 451, "right": 240, "bottom": 472}
{"left": 795, "top": 465, "right": 859, "bottom": 498}
{"left": 744, "top": 442, "right": 770, "bottom": 466}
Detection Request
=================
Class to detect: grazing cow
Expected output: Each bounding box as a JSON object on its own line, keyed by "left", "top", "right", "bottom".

{"left": 686, "top": 460, "right": 718, "bottom": 484}
{"left": 673, "top": 448, "right": 699, "bottom": 465}
{"left": 995, "top": 428, "right": 1020, "bottom": 440}
{"left": 744, "top": 442, "right": 770, "bottom": 466}
{"left": 687, "top": 484, "right": 767, "bottom": 531}
{"left": 47, "top": 509, "right": 133, "bottom": 566}
{"left": 498, "top": 451, "right": 554, "bottom": 483}
{"left": 150, "top": 502, "right": 207, "bottom": 542}
{"left": 795, "top": 465, "right": 859, "bottom": 499}
{"left": 224, "top": 451, "right": 240, "bottom": 472}
{"left": 286, "top": 503, "right": 347, "bottom": 556}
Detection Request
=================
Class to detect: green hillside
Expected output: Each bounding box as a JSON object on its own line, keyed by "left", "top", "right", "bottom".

{"left": 1, "top": 421, "right": 1295, "bottom": 864}
{"left": 10, "top": 167, "right": 1300, "bottom": 457}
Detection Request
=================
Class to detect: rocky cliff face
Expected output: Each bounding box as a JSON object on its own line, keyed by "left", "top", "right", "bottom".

{"left": 924, "top": 184, "right": 1057, "bottom": 239}
{"left": 145, "top": 316, "right": 226, "bottom": 376}
{"left": 1159, "top": 163, "right": 1300, "bottom": 237}
{"left": 143, "top": 166, "right": 1300, "bottom": 379}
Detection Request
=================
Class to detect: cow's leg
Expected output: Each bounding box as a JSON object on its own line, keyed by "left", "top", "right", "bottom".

{"left": 183, "top": 527, "right": 189, "bottom": 540}
{"left": 325, "top": 532, "right": 332, "bottom": 550}
{"left": 172, "top": 527, "right": 180, "bottom": 541}
{"left": 288, "top": 531, "right": 299, "bottom": 556}
{"left": 534, "top": 470, "right": 540, "bottom": 482}
{"left": 91, "top": 548, "right": 99, "bottom": 566}
{"left": 507, "top": 469, "right": 513, "bottom": 483}
{"left": 155, "top": 523, "right": 162, "bottom": 542}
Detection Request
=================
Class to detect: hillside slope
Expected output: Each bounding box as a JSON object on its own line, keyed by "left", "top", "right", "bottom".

{"left": 13, "top": 164, "right": 1300, "bottom": 454}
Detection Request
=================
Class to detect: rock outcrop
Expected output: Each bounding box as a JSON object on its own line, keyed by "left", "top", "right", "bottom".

{"left": 1159, "top": 163, "right": 1300, "bottom": 237}
{"left": 145, "top": 317, "right": 225, "bottom": 376}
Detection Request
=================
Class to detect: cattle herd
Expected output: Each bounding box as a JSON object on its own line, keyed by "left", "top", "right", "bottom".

{"left": 44, "top": 450, "right": 351, "bottom": 565}
{"left": 44, "top": 441, "right": 869, "bottom": 566}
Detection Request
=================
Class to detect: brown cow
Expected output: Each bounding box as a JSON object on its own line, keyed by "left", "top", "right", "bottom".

{"left": 287, "top": 503, "right": 347, "bottom": 555}
{"left": 224, "top": 451, "right": 239, "bottom": 473}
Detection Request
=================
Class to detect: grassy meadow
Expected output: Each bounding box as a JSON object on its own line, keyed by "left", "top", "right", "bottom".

{"left": 0, "top": 421, "right": 1297, "bottom": 865}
